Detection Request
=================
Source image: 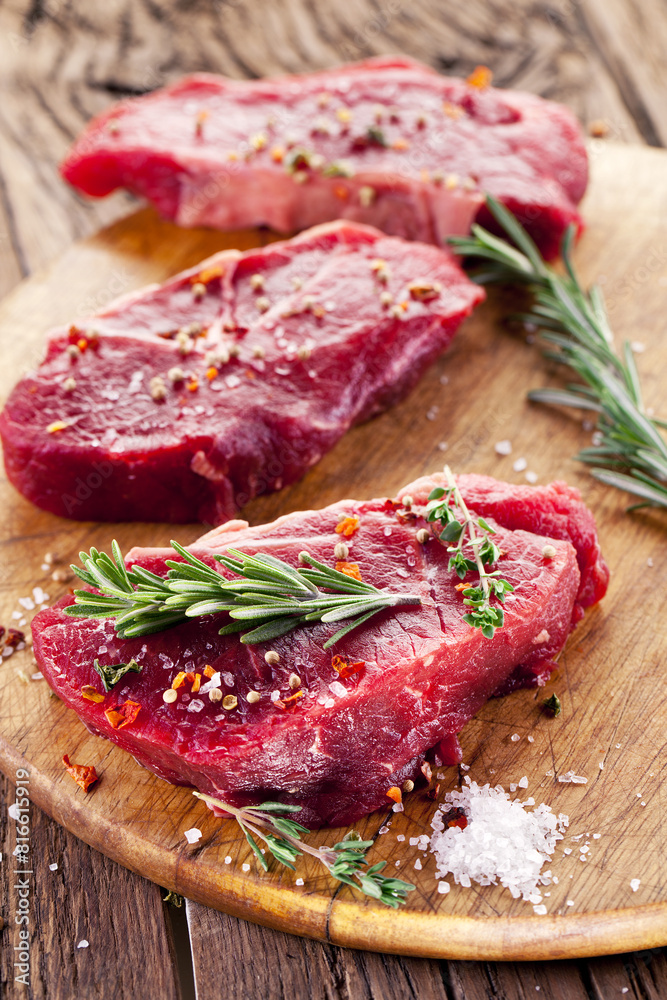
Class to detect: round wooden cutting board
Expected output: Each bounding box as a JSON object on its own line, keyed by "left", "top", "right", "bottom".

{"left": 0, "top": 144, "right": 665, "bottom": 961}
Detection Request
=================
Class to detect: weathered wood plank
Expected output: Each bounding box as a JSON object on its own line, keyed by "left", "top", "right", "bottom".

{"left": 186, "top": 900, "right": 449, "bottom": 1000}
{"left": 0, "top": 0, "right": 663, "bottom": 286}
{"left": 0, "top": 772, "right": 182, "bottom": 999}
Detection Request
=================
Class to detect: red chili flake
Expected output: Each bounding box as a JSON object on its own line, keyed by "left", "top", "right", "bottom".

{"left": 62, "top": 754, "right": 99, "bottom": 793}
{"left": 466, "top": 65, "right": 493, "bottom": 89}
{"left": 195, "top": 109, "right": 209, "bottom": 136}
{"left": 81, "top": 685, "right": 105, "bottom": 704}
{"left": 455, "top": 582, "right": 470, "bottom": 592}
{"left": 4, "top": 628, "right": 25, "bottom": 648}
{"left": 443, "top": 102, "right": 464, "bottom": 120}
{"left": 76, "top": 338, "right": 89, "bottom": 353}
{"left": 331, "top": 655, "right": 365, "bottom": 680}
{"left": 172, "top": 671, "right": 188, "bottom": 689}
{"left": 275, "top": 690, "right": 304, "bottom": 710}
{"left": 334, "top": 185, "right": 349, "bottom": 200}
{"left": 426, "top": 783, "right": 441, "bottom": 801}
{"left": 441, "top": 806, "right": 468, "bottom": 830}
{"left": 205, "top": 366, "right": 218, "bottom": 381}
{"left": 386, "top": 786, "right": 402, "bottom": 804}
{"left": 191, "top": 673, "right": 201, "bottom": 694}
{"left": 335, "top": 561, "right": 362, "bottom": 582}
{"left": 104, "top": 700, "right": 141, "bottom": 730}
{"left": 195, "top": 264, "right": 224, "bottom": 285}
{"left": 203, "top": 665, "right": 215, "bottom": 679}
{"left": 187, "top": 379, "right": 199, "bottom": 392}
{"left": 421, "top": 761, "right": 433, "bottom": 783}
{"left": 335, "top": 516, "right": 360, "bottom": 538}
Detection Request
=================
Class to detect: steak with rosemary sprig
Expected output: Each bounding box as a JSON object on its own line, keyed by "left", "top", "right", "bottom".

{"left": 60, "top": 56, "right": 587, "bottom": 260}
{"left": 0, "top": 220, "right": 482, "bottom": 524}
{"left": 31, "top": 473, "right": 608, "bottom": 828}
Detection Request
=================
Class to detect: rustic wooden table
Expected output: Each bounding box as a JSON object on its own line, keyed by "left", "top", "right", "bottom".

{"left": 1, "top": 1, "right": 666, "bottom": 997}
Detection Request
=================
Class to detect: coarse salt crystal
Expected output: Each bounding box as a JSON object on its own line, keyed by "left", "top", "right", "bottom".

{"left": 328, "top": 681, "right": 347, "bottom": 698}
{"left": 270, "top": 690, "right": 281, "bottom": 703}
{"left": 199, "top": 672, "right": 222, "bottom": 694}
{"left": 566, "top": 899, "right": 574, "bottom": 906}
{"left": 437, "top": 441, "right": 449, "bottom": 452}
{"left": 18, "top": 597, "right": 35, "bottom": 610}
{"left": 527, "top": 735, "right": 535, "bottom": 743}
{"left": 184, "top": 828, "right": 202, "bottom": 844}
{"left": 324, "top": 698, "right": 335, "bottom": 709}
{"left": 77, "top": 939, "right": 89, "bottom": 949}
{"left": 533, "top": 904, "right": 547, "bottom": 915}
{"left": 49, "top": 862, "right": 58, "bottom": 871}
{"left": 647, "top": 557, "right": 654, "bottom": 567}
{"left": 414, "top": 859, "right": 423, "bottom": 870}
{"left": 525, "top": 471, "right": 539, "bottom": 484}
{"left": 518, "top": 776, "right": 529, "bottom": 789}
{"left": 630, "top": 878, "right": 641, "bottom": 892}
{"left": 437, "top": 881, "right": 450, "bottom": 894}
{"left": 396, "top": 834, "right": 405, "bottom": 842}
{"left": 33, "top": 587, "right": 49, "bottom": 604}
{"left": 495, "top": 439, "right": 512, "bottom": 456}
{"left": 430, "top": 779, "right": 567, "bottom": 903}
{"left": 558, "top": 771, "right": 588, "bottom": 785}
{"left": 242, "top": 863, "right": 250, "bottom": 872}
{"left": 11, "top": 611, "right": 21, "bottom": 620}
{"left": 224, "top": 856, "right": 232, "bottom": 864}
{"left": 510, "top": 734, "right": 520, "bottom": 742}
{"left": 460, "top": 763, "right": 470, "bottom": 772}
{"left": 631, "top": 341, "right": 645, "bottom": 353}
{"left": 378, "top": 825, "right": 390, "bottom": 835}
{"left": 187, "top": 698, "right": 204, "bottom": 713}
{"left": 295, "top": 877, "right": 304, "bottom": 886}
{"left": 513, "top": 457, "right": 527, "bottom": 472}
{"left": 392, "top": 802, "right": 404, "bottom": 812}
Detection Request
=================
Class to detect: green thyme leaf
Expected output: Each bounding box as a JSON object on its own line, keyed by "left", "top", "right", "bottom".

{"left": 93, "top": 657, "right": 142, "bottom": 692}
{"left": 192, "top": 792, "right": 415, "bottom": 908}
{"left": 542, "top": 693, "right": 562, "bottom": 717}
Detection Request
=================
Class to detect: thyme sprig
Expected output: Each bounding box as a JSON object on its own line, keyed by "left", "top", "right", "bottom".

{"left": 426, "top": 466, "right": 514, "bottom": 638}
{"left": 193, "top": 792, "right": 415, "bottom": 908}
{"left": 65, "top": 540, "right": 422, "bottom": 648}
{"left": 449, "top": 195, "right": 667, "bottom": 511}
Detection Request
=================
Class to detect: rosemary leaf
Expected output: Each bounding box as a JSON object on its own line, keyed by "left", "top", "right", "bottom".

{"left": 449, "top": 194, "right": 667, "bottom": 513}
{"left": 66, "top": 541, "right": 422, "bottom": 647}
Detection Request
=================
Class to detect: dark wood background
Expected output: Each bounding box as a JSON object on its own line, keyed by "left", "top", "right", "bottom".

{"left": 1, "top": 0, "right": 666, "bottom": 996}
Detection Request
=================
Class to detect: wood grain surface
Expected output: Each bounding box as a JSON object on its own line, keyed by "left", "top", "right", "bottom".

{"left": 0, "top": 143, "right": 666, "bottom": 973}
{"left": 1, "top": 1, "right": 667, "bottom": 997}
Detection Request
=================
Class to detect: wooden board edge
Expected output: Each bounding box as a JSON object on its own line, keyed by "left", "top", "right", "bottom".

{"left": 0, "top": 733, "right": 333, "bottom": 943}
{"left": 2, "top": 734, "right": 666, "bottom": 961}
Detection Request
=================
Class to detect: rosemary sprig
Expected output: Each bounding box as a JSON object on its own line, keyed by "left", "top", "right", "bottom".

{"left": 65, "top": 540, "right": 422, "bottom": 648}
{"left": 449, "top": 195, "right": 667, "bottom": 511}
{"left": 193, "top": 792, "right": 415, "bottom": 908}
{"left": 426, "top": 466, "right": 514, "bottom": 638}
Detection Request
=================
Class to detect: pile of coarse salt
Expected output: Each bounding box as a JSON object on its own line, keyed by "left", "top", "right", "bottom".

{"left": 430, "top": 776, "right": 568, "bottom": 911}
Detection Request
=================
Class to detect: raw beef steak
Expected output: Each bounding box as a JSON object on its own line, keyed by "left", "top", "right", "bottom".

{"left": 61, "top": 57, "right": 588, "bottom": 260}
{"left": 31, "top": 473, "right": 608, "bottom": 828}
{"left": 0, "top": 221, "right": 483, "bottom": 524}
